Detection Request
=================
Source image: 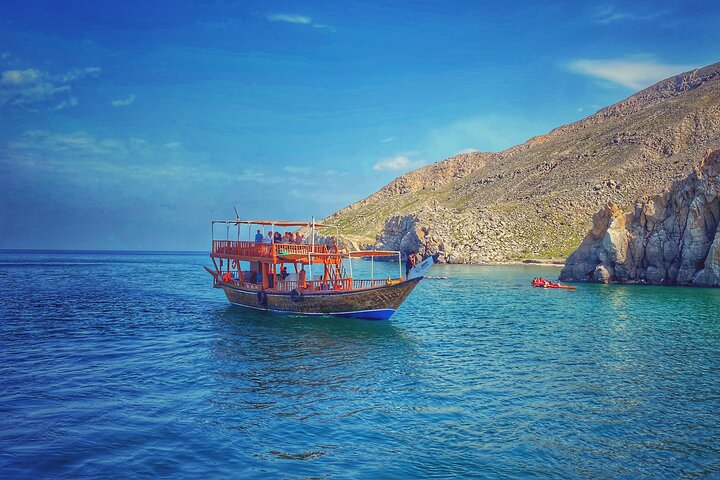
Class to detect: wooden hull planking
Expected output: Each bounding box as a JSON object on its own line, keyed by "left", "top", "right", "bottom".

{"left": 220, "top": 277, "right": 422, "bottom": 320}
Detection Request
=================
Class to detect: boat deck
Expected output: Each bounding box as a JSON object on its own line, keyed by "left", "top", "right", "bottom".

{"left": 212, "top": 240, "right": 329, "bottom": 263}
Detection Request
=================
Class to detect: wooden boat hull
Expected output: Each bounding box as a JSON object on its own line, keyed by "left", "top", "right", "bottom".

{"left": 220, "top": 277, "right": 422, "bottom": 320}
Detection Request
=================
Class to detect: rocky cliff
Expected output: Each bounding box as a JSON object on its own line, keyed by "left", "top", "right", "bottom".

{"left": 560, "top": 149, "right": 720, "bottom": 286}
{"left": 321, "top": 62, "right": 720, "bottom": 263}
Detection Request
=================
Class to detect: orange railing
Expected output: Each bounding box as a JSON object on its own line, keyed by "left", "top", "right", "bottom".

{"left": 275, "top": 278, "right": 398, "bottom": 292}
{"left": 212, "top": 240, "right": 268, "bottom": 257}
{"left": 277, "top": 278, "right": 354, "bottom": 291}
{"left": 273, "top": 243, "right": 328, "bottom": 255}
{"left": 352, "top": 279, "right": 391, "bottom": 289}
{"left": 212, "top": 241, "right": 328, "bottom": 258}
{"left": 216, "top": 271, "right": 263, "bottom": 290}
{"left": 220, "top": 274, "right": 402, "bottom": 292}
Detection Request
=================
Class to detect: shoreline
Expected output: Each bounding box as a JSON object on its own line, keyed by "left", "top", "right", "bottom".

{"left": 1, "top": 249, "right": 567, "bottom": 267}
{"left": 436, "top": 259, "right": 565, "bottom": 267}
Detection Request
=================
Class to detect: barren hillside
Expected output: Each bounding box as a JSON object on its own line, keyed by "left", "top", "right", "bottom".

{"left": 322, "top": 62, "right": 720, "bottom": 262}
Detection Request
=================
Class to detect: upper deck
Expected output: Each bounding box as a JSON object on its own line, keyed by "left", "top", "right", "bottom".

{"left": 209, "top": 218, "right": 405, "bottom": 287}
{"left": 211, "top": 240, "right": 331, "bottom": 263}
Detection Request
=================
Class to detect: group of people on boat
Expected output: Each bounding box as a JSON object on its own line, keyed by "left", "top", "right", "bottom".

{"left": 531, "top": 277, "right": 560, "bottom": 288}
{"left": 255, "top": 229, "right": 306, "bottom": 245}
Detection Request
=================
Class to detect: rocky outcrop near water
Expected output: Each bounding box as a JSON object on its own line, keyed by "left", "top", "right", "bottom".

{"left": 560, "top": 149, "right": 720, "bottom": 286}
{"left": 374, "top": 207, "right": 529, "bottom": 263}
{"left": 322, "top": 62, "right": 720, "bottom": 263}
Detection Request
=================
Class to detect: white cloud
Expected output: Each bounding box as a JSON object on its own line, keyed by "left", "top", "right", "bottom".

{"left": 373, "top": 153, "right": 426, "bottom": 172}
{"left": 59, "top": 67, "right": 102, "bottom": 82}
{"left": 2, "top": 68, "right": 41, "bottom": 86}
{"left": 456, "top": 148, "right": 479, "bottom": 155}
{"left": 381, "top": 136, "right": 396, "bottom": 143}
{"left": 567, "top": 57, "right": 694, "bottom": 89}
{"left": 111, "top": 94, "right": 136, "bottom": 107}
{"left": 426, "top": 115, "right": 541, "bottom": 157}
{"left": 54, "top": 96, "right": 78, "bottom": 110}
{"left": 282, "top": 165, "right": 310, "bottom": 173}
{"left": 0, "top": 52, "right": 10, "bottom": 60}
{"left": 10, "top": 130, "right": 123, "bottom": 156}
{"left": 592, "top": 6, "right": 669, "bottom": 24}
{"left": 312, "top": 24, "right": 336, "bottom": 32}
{"left": 267, "top": 13, "right": 312, "bottom": 24}
{"left": 593, "top": 6, "right": 630, "bottom": 24}
{"left": 266, "top": 13, "right": 334, "bottom": 31}
{"left": 2, "top": 130, "right": 320, "bottom": 188}
{"left": 0, "top": 65, "right": 101, "bottom": 107}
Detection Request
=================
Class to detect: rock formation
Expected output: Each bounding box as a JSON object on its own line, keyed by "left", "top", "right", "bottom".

{"left": 560, "top": 149, "right": 720, "bottom": 286}
{"left": 320, "top": 62, "right": 720, "bottom": 263}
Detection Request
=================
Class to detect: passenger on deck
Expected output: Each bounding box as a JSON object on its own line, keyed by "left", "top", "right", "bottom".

{"left": 299, "top": 266, "right": 307, "bottom": 288}
{"left": 274, "top": 231, "right": 282, "bottom": 244}
{"left": 255, "top": 229, "right": 264, "bottom": 244}
{"left": 280, "top": 266, "right": 289, "bottom": 280}
{"left": 328, "top": 236, "right": 338, "bottom": 253}
{"left": 284, "top": 232, "right": 294, "bottom": 243}
{"left": 267, "top": 231, "right": 274, "bottom": 243}
{"left": 405, "top": 252, "right": 417, "bottom": 278}
{"left": 295, "top": 232, "right": 303, "bottom": 244}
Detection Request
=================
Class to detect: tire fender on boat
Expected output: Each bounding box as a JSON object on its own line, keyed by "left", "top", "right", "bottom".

{"left": 257, "top": 291, "right": 268, "bottom": 306}
{"left": 290, "top": 288, "right": 303, "bottom": 303}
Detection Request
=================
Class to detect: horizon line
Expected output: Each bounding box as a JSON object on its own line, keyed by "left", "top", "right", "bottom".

{"left": 0, "top": 248, "right": 208, "bottom": 255}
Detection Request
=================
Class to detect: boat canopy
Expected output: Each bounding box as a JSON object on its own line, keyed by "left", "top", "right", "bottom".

{"left": 277, "top": 250, "right": 401, "bottom": 263}
{"left": 211, "top": 219, "right": 333, "bottom": 228}
{"left": 309, "top": 250, "right": 400, "bottom": 258}
{"left": 209, "top": 214, "right": 406, "bottom": 289}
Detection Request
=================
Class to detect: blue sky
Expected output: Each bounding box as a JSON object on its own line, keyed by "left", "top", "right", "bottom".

{"left": 1, "top": 0, "right": 718, "bottom": 250}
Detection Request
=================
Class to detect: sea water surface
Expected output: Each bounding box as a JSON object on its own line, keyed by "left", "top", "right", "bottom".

{"left": 1, "top": 250, "right": 719, "bottom": 479}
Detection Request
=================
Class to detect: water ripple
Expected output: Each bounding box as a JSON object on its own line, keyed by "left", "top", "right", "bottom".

{"left": 1, "top": 253, "right": 720, "bottom": 478}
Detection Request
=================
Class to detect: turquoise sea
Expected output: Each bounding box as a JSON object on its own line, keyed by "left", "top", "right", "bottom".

{"left": 1, "top": 251, "right": 719, "bottom": 478}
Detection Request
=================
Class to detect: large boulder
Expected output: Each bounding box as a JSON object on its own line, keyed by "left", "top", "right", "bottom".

{"left": 560, "top": 149, "right": 720, "bottom": 287}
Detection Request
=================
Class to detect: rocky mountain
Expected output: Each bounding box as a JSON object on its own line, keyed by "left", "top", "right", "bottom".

{"left": 560, "top": 149, "right": 720, "bottom": 286}
{"left": 321, "top": 62, "right": 720, "bottom": 263}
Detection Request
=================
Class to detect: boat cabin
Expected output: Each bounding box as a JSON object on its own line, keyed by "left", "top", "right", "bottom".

{"left": 209, "top": 219, "right": 404, "bottom": 293}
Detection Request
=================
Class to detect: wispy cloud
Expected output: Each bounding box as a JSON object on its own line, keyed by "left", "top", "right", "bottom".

{"left": 381, "top": 136, "right": 396, "bottom": 143}
{"left": 593, "top": 5, "right": 669, "bottom": 24}
{"left": 54, "top": 96, "right": 78, "bottom": 111}
{"left": 312, "top": 24, "right": 335, "bottom": 32}
{"left": 593, "top": 6, "right": 631, "bottom": 24}
{"left": 0, "top": 66, "right": 101, "bottom": 107}
{"left": 111, "top": 94, "right": 136, "bottom": 107}
{"left": 426, "top": 115, "right": 542, "bottom": 157}
{"left": 282, "top": 165, "right": 311, "bottom": 174}
{"left": 59, "top": 67, "right": 101, "bottom": 82}
{"left": 373, "top": 153, "right": 426, "bottom": 172}
{"left": 267, "top": 13, "right": 312, "bottom": 24}
{"left": 567, "top": 57, "right": 694, "bottom": 89}
{"left": 266, "top": 13, "right": 335, "bottom": 31}
{"left": 2, "top": 130, "right": 323, "bottom": 188}
{"left": 2, "top": 68, "right": 41, "bottom": 86}
{"left": 456, "top": 148, "right": 479, "bottom": 155}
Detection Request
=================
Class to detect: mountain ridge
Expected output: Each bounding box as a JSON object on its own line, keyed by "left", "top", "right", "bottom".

{"left": 323, "top": 62, "right": 720, "bottom": 262}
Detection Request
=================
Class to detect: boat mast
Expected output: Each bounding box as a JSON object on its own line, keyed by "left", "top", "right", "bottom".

{"left": 343, "top": 225, "right": 353, "bottom": 280}
{"left": 398, "top": 252, "right": 402, "bottom": 279}
{"left": 310, "top": 216, "right": 315, "bottom": 280}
